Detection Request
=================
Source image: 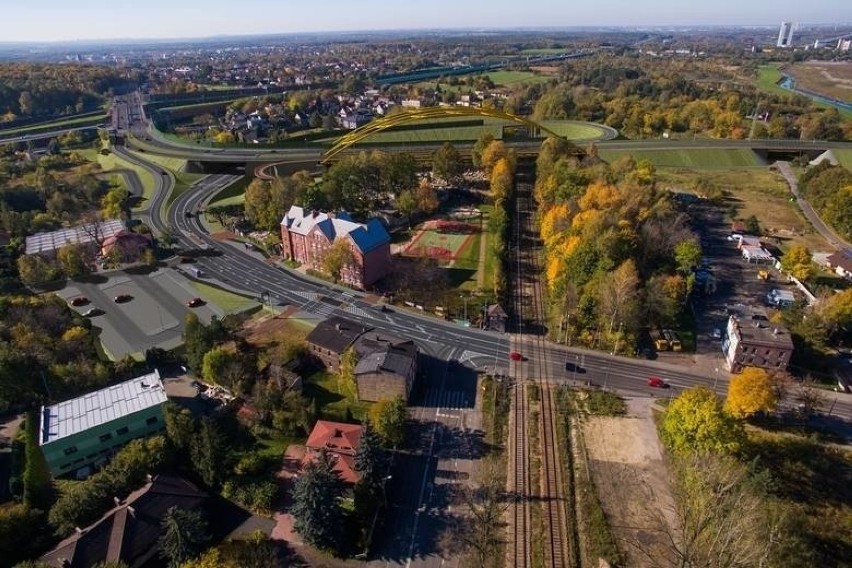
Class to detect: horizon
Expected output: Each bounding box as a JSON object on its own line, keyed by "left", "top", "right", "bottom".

{"left": 4, "top": 0, "right": 851, "bottom": 43}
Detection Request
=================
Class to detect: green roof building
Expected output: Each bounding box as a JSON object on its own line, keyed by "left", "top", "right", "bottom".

{"left": 39, "top": 370, "right": 168, "bottom": 477}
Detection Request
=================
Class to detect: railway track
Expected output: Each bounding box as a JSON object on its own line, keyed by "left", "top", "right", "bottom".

{"left": 507, "top": 175, "right": 578, "bottom": 567}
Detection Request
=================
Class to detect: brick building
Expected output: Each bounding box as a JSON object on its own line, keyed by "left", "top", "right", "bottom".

{"left": 353, "top": 331, "right": 418, "bottom": 402}
{"left": 280, "top": 206, "right": 391, "bottom": 289}
{"left": 722, "top": 311, "right": 794, "bottom": 373}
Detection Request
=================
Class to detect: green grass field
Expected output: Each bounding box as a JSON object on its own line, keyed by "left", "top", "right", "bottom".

{"left": 188, "top": 281, "right": 259, "bottom": 312}
{"left": 831, "top": 148, "right": 852, "bottom": 169}
{"left": 128, "top": 151, "right": 188, "bottom": 172}
{"left": 0, "top": 112, "right": 107, "bottom": 137}
{"left": 303, "top": 371, "right": 370, "bottom": 423}
{"left": 539, "top": 120, "right": 616, "bottom": 141}
{"left": 599, "top": 148, "right": 762, "bottom": 168}
{"left": 78, "top": 148, "right": 157, "bottom": 210}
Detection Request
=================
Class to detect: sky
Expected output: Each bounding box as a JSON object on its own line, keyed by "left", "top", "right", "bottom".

{"left": 4, "top": 0, "right": 850, "bottom": 43}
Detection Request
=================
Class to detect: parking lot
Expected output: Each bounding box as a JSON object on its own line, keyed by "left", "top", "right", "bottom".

{"left": 687, "top": 200, "right": 801, "bottom": 362}
{"left": 57, "top": 267, "right": 226, "bottom": 359}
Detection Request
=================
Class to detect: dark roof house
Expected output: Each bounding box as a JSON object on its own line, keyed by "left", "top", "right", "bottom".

{"left": 305, "top": 316, "right": 370, "bottom": 371}
{"left": 40, "top": 474, "right": 206, "bottom": 568}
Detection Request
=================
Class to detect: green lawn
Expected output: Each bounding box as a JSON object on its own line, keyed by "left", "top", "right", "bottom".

{"left": 188, "top": 281, "right": 259, "bottom": 313}
{"left": 831, "top": 148, "right": 852, "bottom": 169}
{"left": 0, "top": 112, "right": 107, "bottom": 136}
{"left": 208, "top": 175, "right": 250, "bottom": 207}
{"left": 539, "top": 120, "right": 616, "bottom": 141}
{"left": 599, "top": 148, "right": 762, "bottom": 168}
{"left": 483, "top": 70, "right": 550, "bottom": 86}
{"left": 303, "top": 371, "right": 370, "bottom": 423}
{"left": 83, "top": 149, "right": 157, "bottom": 210}
{"left": 128, "top": 150, "right": 188, "bottom": 172}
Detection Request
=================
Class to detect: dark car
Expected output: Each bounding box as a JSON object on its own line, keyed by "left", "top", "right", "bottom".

{"left": 565, "top": 361, "right": 586, "bottom": 374}
{"left": 113, "top": 294, "right": 133, "bottom": 303}
{"left": 186, "top": 297, "right": 204, "bottom": 308}
{"left": 70, "top": 296, "right": 89, "bottom": 307}
{"left": 510, "top": 351, "right": 523, "bottom": 362}
{"left": 648, "top": 376, "right": 669, "bottom": 388}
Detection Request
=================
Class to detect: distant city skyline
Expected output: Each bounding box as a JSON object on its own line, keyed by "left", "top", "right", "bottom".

{"left": 3, "top": 0, "right": 851, "bottom": 43}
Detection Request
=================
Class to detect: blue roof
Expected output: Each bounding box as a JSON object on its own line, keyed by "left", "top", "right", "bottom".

{"left": 349, "top": 219, "right": 390, "bottom": 253}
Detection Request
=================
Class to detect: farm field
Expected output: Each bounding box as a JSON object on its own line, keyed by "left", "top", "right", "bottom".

{"left": 599, "top": 147, "right": 762, "bottom": 168}
{"left": 757, "top": 64, "right": 852, "bottom": 119}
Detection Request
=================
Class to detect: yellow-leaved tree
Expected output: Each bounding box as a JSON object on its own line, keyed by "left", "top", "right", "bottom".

{"left": 724, "top": 367, "right": 778, "bottom": 418}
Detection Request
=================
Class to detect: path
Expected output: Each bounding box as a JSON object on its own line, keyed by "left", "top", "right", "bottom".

{"left": 476, "top": 217, "right": 488, "bottom": 288}
{"left": 775, "top": 161, "right": 852, "bottom": 251}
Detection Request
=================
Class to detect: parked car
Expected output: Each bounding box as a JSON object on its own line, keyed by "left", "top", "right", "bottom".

{"left": 648, "top": 376, "right": 669, "bottom": 388}
{"left": 70, "top": 296, "right": 89, "bottom": 306}
{"left": 83, "top": 307, "right": 103, "bottom": 317}
{"left": 186, "top": 297, "right": 204, "bottom": 308}
{"left": 510, "top": 351, "right": 523, "bottom": 361}
{"left": 113, "top": 294, "right": 133, "bottom": 303}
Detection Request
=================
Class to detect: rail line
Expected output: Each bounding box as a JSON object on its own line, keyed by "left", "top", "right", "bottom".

{"left": 508, "top": 174, "right": 578, "bottom": 567}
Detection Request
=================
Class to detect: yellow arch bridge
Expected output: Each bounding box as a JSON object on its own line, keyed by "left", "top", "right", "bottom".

{"left": 321, "top": 106, "right": 563, "bottom": 164}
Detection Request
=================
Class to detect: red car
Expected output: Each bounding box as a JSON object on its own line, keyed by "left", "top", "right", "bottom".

{"left": 648, "top": 376, "right": 669, "bottom": 388}
{"left": 70, "top": 296, "right": 89, "bottom": 307}
{"left": 510, "top": 351, "right": 523, "bottom": 362}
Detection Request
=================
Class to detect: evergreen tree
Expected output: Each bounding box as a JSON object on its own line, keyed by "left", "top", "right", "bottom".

{"left": 22, "top": 411, "right": 52, "bottom": 510}
{"left": 158, "top": 506, "right": 209, "bottom": 568}
{"left": 354, "top": 424, "right": 385, "bottom": 491}
{"left": 291, "top": 448, "right": 346, "bottom": 551}
{"left": 190, "top": 418, "right": 229, "bottom": 488}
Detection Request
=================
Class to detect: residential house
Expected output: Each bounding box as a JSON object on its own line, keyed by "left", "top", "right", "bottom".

{"left": 39, "top": 371, "right": 168, "bottom": 477}
{"left": 306, "top": 316, "right": 370, "bottom": 371}
{"left": 280, "top": 206, "right": 391, "bottom": 289}
{"left": 826, "top": 250, "right": 852, "bottom": 280}
{"left": 100, "top": 230, "right": 152, "bottom": 263}
{"left": 39, "top": 474, "right": 206, "bottom": 568}
{"left": 722, "top": 311, "right": 794, "bottom": 373}
{"left": 352, "top": 331, "right": 418, "bottom": 402}
{"left": 304, "top": 420, "right": 362, "bottom": 484}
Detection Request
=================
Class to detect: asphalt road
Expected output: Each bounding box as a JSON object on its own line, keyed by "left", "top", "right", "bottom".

{"left": 776, "top": 160, "right": 852, "bottom": 251}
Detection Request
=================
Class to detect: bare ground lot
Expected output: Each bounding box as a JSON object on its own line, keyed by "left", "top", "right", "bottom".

{"left": 581, "top": 397, "right": 677, "bottom": 567}
{"left": 786, "top": 61, "right": 852, "bottom": 102}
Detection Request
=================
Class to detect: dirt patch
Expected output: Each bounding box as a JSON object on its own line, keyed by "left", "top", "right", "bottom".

{"left": 210, "top": 230, "right": 238, "bottom": 241}
{"left": 581, "top": 397, "right": 677, "bottom": 566}
{"left": 241, "top": 307, "right": 306, "bottom": 346}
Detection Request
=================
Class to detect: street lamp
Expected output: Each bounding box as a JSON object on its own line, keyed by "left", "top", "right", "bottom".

{"left": 460, "top": 294, "right": 468, "bottom": 323}
{"left": 714, "top": 367, "right": 720, "bottom": 391}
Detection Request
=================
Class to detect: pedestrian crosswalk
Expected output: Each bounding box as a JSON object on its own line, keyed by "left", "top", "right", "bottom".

{"left": 420, "top": 389, "right": 471, "bottom": 410}
{"left": 343, "top": 304, "right": 370, "bottom": 318}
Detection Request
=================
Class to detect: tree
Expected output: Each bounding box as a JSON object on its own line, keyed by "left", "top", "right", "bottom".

{"left": 432, "top": 142, "right": 463, "bottom": 183}
{"left": 354, "top": 424, "right": 385, "bottom": 491}
{"left": 291, "top": 448, "right": 346, "bottom": 551}
{"left": 23, "top": 411, "right": 52, "bottom": 510}
{"left": 674, "top": 239, "right": 702, "bottom": 274}
{"left": 164, "top": 402, "right": 196, "bottom": 453}
{"left": 322, "top": 238, "right": 355, "bottom": 283}
{"left": 369, "top": 396, "right": 407, "bottom": 449}
{"left": 817, "top": 288, "right": 852, "bottom": 342}
{"left": 661, "top": 387, "right": 745, "bottom": 456}
{"left": 794, "top": 377, "right": 824, "bottom": 417}
{"left": 490, "top": 158, "right": 514, "bottom": 202}
{"left": 0, "top": 504, "right": 45, "bottom": 565}
{"left": 190, "top": 418, "right": 229, "bottom": 488}
{"left": 101, "top": 187, "right": 129, "bottom": 220}
{"left": 724, "top": 367, "right": 779, "bottom": 418}
{"left": 471, "top": 133, "right": 495, "bottom": 169}
{"left": 337, "top": 347, "right": 358, "bottom": 399}
{"left": 201, "top": 345, "right": 248, "bottom": 392}
{"left": 597, "top": 259, "right": 641, "bottom": 342}
{"left": 779, "top": 244, "right": 813, "bottom": 281}
{"left": 633, "top": 453, "right": 784, "bottom": 568}
{"left": 17, "top": 255, "right": 60, "bottom": 287}
{"left": 158, "top": 506, "right": 209, "bottom": 568}
{"left": 745, "top": 215, "right": 761, "bottom": 235}
{"left": 396, "top": 190, "right": 417, "bottom": 228}
{"left": 56, "top": 244, "right": 89, "bottom": 279}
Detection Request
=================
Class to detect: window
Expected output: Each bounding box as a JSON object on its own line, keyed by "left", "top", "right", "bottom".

{"left": 99, "top": 433, "right": 112, "bottom": 443}
{"left": 145, "top": 416, "right": 158, "bottom": 426}
{"left": 116, "top": 426, "right": 129, "bottom": 436}
{"left": 63, "top": 446, "right": 78, "bottom": 456}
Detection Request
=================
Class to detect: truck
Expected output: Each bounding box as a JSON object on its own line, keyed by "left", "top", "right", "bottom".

{"left": 186, "top": 266, "right": 204, "bottom": 278}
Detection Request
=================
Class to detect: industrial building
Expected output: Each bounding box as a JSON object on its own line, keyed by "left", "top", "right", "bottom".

{"left": 39, "top": 371, "right": 168, "bottom": 477}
